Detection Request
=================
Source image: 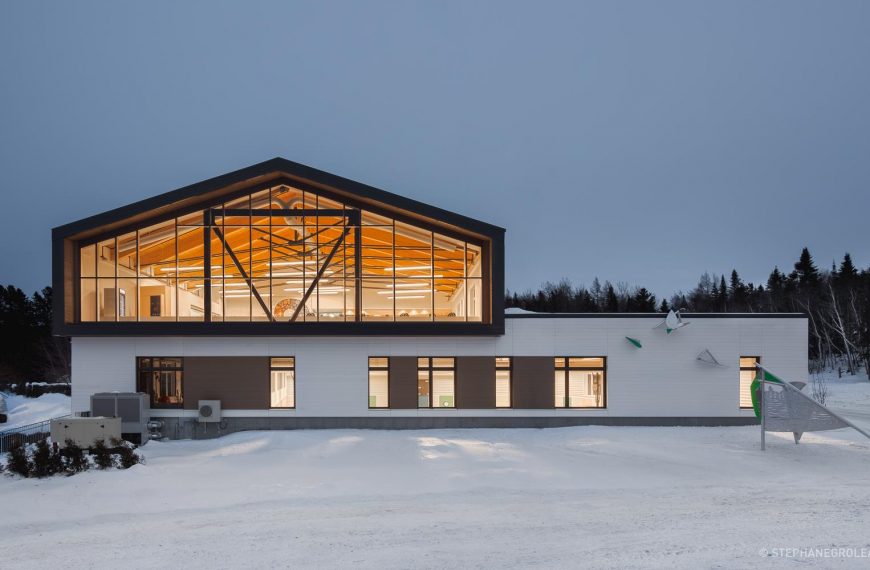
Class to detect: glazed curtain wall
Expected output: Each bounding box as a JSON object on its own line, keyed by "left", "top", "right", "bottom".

{"left": 78, "top": 185, "right": 484, "bottom": 323}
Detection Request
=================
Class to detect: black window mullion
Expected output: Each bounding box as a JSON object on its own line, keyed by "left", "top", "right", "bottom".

{"left": 135, "top": 230, "right": 140, "bottom": 322}
{"left": 112, "top": 237, "right": 118, "bottom": 322}
{"left": 464, "top": 242, "right": 468, "bottom": 322}
{"left": 564, "top": 364, "right": 569, "bottom": 409}
{"left": 269, "top": 195, "right": 273, "bottom": 323}
{"left": 247, "top": 200, "right": 252, "bottom": 321}
{"left": 203, "top": 211, "right": 211, "bottom": 323}
{"left": 434, "top": 232, "right": 435, "bottom": 323}
{"left": 341, "top": 204, "right": 348, "bottom": 322}
{"left": 302, "top": 193, "right": 306, "bottom": 322}
{"left": 318, "top": 197, "right": 324, "bottom": 321}
{"left": 174, "top": 218, "right": 178, "bottom": 322}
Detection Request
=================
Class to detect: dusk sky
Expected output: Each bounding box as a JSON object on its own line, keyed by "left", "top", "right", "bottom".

{"left": 1, "top": 1, "right": 868, "bottom": 301}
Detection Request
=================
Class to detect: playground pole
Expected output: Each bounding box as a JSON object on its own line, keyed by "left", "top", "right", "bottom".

{"left": 759, "top": 365, "right": 765, "bottom": 451}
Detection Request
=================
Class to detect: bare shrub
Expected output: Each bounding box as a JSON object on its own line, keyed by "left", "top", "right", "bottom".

{"left": 811, "top": 372, "right": 829, "bottom": 406}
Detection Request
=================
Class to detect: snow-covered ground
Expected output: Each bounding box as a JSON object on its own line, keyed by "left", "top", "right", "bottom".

{"left": 2, "top": 377, "right": 870, "bottom": 569}
{"left": 824, "top": 371, "right": 870, "bottom": 431}
{"left": 0, "top": 392, "right": 70, "bottom": 430}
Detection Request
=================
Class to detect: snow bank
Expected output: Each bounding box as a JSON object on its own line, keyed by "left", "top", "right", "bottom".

{"left": 0, "top": 392, "right": 70, "bottom": 430}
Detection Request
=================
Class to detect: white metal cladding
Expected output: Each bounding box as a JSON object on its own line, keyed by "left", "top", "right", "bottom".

{"left": 70, "top": 317, "right": 808, "bottom": 418}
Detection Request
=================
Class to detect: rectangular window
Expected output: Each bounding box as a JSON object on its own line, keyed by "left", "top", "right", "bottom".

{"left": 368, "top": 357, "right": 389, "bottom": 408}
{"left": 739, "top": 356, "right": 760, "bottom": 409}
{"left": 554, "top": 357, "right": 606, "bottom": 408}
{"left": 270, "top": 357, "right": 296, "bottom": 408}
{"left": 495, "top": 357, "right": 511, "bottom": 408}
{"left": 136, "top": 357, "right": 183, "bottom": 408}
{"left": 417, "top": 357, "right": 455, "bottom": 408}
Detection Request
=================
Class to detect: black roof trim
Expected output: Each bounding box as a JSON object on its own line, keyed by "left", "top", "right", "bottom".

{"left": 505, "top": 312, "right": 808, "bottom": 319}
{"left": 54, "top": 321, "right": 504, "bottom": 337}
{"left": 52, "top": 157, "right": 506, "bottom": 239}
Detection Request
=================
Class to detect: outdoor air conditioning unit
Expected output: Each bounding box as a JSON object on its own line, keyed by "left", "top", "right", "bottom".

{"left": 90, "top": 393, "right": 150, "bottom": 444}
{"left": 197, "top": 400, "right": 221, "bottom": 423}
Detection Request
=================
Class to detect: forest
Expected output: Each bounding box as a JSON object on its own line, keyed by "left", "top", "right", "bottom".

{"left": 0, "top": 286, "right": 70, "bottom": 387}
{"left": 0, "top": 248, "right": 868, "bottom": 384}
{"left": 507, "top": 248, "right": 870, "bottom": 375}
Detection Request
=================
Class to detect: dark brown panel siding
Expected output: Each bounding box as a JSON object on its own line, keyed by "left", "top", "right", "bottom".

{"left": 512, "top": 357, "right": 554, "bottom": 409}
{"left": 63, "top": 239, "right": 75, "bottom": 324}
{"left": 456, "top": 357, "right": 496, "bottom": 409}
{"left": 389, "top": 357, "right": 418, "bottom": 409}
{"left": 183, "top": 357, "right": 270, "bottom": 410}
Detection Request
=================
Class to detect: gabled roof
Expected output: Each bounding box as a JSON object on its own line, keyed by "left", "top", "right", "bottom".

{"left": 52, "top": 157, "right": 506, "bottom": 241}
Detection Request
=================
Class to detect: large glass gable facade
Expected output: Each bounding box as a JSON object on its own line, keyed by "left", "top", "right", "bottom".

{"left": 77, "top": 184, "right": 486, "bottom": 324}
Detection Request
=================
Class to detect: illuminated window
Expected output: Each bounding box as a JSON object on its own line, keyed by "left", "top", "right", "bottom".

{"left": 270, "top": 357, "right": 295, "bottom": 408}
{"left": 418, "top": 357, "right": 455, "bottom": 408}
{"left": 495, "top": 357, "right": 511, "bottom": 408}
{"left": 77, "top": 185, "right": 488, "bottom": 324}
{"left": 739, "top": 356, "right": 759, "bottom": 409}
{"left": 554, "top": 357, "right": 606, "bottom": 408}
{"left": 136, "top": 357, "right": 183, "bottom": 408}
{"left": 368, "top": 357, "right": 389, "bottom": 408}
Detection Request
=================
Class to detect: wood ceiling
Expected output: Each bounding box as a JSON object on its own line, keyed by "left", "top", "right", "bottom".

{"left": 112, "top": 187, "right": 481, "bottom": 298}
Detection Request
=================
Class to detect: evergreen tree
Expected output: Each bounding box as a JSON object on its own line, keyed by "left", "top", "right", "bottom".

{"left": 628, "top": 288, "right": 656, "bottom": 312}
{"left": 839, "top": 253, "right": 858, "bottom": 280}
{"left": 766, "top": 267, "right": 786, "bottom": 311}
{"left": 590, "top": 277, "right": 603, "bottom": 307}
{"left": 717, "top": 275, "right": 728, "bottom": 311}
{"left": 729, "top": 269, "right": 747, "bottom": 310}
{"left": 767, "top": 267, "right": 783, "bottom": 291}
{"left": 794, "top": 247, "right": 820, "bottom": 287}
{"left": 0, "top": 285, "right": 69, "bottom": 384}
{"left": 603, "top": 282, "right": 619, "bottom": 312}
{"left": 659, "top": 299, "right": 670, "bottom": 313}
{"left": 669, "top": 293, "right": 689, "bottom": 312}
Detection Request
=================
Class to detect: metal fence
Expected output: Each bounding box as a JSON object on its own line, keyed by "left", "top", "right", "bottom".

{"left": 0, "top": 415, "right": 71, "bottom": 454}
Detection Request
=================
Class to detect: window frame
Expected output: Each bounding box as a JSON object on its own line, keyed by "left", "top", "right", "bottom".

{"left": 739, "top": 355, "right": 760, "bottom": 409}
{"left": 417, "top": 356, "right": 456, "bottom": 409}
{"left": 495, "top": 356, "right": 512, "bottom": 408}
{"left": 554, "top": 356, "right": 607, "bottom": 409}
{"left": 74, "top": 184, "right": 492, "bottom": 327}
{"left": 368, "top": 356, "right": 390, "bottom": 409}
{"left": 269, "top": 356, "right": 296, "bottom": 409}
{"left": 136, "top": 357, "right": 184, "bottom": 409}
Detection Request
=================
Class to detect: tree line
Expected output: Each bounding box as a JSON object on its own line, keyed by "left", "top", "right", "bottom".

{"left": 0, "top": 286, "right": 70, "bottom": 385}
{"left": 0, "top": 246, "right": 867, "bottom": 384}
{"left": 506, "top": 248, "right": 870, "bottom": 374}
